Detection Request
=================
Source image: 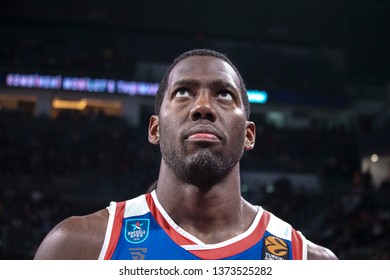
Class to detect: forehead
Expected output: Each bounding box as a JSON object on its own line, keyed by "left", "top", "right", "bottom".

{"left": 168, "top": 56, "right": 240, "bottom": 87}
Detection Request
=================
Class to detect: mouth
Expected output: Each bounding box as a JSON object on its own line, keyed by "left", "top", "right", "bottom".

{"left": 183, "top": 127, "right": 223, "bottom": 142}
{"left": 187, "top": 133, "right": 219, "bottom": 141}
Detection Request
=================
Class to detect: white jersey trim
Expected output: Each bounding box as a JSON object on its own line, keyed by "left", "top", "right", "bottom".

{"left": 151, "top": 191, "right": 264, "bottom": 250}
{"left": 298, "top": 231, "right": 308, "bottom": 260}
{"left": 98, "top": 201, "right": 117, "bottom": 260}
{"left": 123, "top": 194, "right": 150, "bottom": 218}
{"left": 266, "top": 212, "right": 292, "bottom": 241}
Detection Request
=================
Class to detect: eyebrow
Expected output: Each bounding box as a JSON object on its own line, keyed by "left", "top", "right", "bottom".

{"left": 172, "top": 79, "right": 238, "bottom": 91}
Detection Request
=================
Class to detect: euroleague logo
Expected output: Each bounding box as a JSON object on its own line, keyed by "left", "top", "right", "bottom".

{"left": 262, "top": 236, "right": 289, "bottom": 260}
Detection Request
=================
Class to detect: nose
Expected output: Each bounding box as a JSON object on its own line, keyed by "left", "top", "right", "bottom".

{"left": 190, "top": 92, "right": 217, "bottom": 122}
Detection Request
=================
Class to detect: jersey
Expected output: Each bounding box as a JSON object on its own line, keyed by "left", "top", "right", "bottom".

{"left": 98, "top": 191, "right": 307, "bottom": 260}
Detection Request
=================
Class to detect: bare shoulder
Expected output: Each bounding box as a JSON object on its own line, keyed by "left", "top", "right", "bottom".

{"left": 307, "top": 239, "right": 338, "bottom": 260}
{"left": 34, "top": 209, "right": 109, "bottom": 260}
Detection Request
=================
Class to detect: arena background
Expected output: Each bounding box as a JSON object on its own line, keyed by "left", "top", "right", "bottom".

{"left": 0, "top": 0, "right": 389, "bottom": 259}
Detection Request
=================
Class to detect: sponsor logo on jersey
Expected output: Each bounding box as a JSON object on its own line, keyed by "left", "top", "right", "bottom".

{"left": 125, "top": 219, "right": 150, "bottom": 243}
{"left": 129, "top": 248, "right": 148, "bottom": 260}
{"left": 262, "top": 236, "right": 289, "bottom": 260}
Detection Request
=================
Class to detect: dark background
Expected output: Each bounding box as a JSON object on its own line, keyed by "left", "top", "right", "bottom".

{"left": 0, "top": 0, "right": 389, "bottom": 259}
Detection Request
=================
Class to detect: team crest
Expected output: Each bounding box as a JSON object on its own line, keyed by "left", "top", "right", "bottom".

{"left": 125, "top": 219, "right": 150, "bottom": 244}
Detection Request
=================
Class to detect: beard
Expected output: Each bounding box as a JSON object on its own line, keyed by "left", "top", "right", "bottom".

{"left": 160, "top": 137, "right": 244, "bottom": 189}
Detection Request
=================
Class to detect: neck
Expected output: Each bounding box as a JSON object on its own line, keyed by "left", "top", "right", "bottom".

{"left": 154, "top": 160, "right": 257, "bottom": 244}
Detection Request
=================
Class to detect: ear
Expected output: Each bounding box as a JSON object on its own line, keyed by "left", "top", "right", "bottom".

{"left": 244, "top": 121, "right": 256, "bottom": 151}
{"left": 148, "top": 115, "right": 160, "bottom": 145}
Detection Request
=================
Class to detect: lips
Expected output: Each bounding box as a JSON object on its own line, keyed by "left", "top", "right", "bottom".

{"left": 188, "top": 133, "right": 219, "bottom": 141}
{"left": 184, "top": 126, "right": 222, "bottom": 142}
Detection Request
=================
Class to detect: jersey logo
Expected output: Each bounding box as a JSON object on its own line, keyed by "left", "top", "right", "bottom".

{"left": 125, "top": 219, "right": 150, "bottom": 244}
{"left": 129, "top": 248, "right": 148, "bottom": 260}
{"left": 262, "top": 236, "right": 289, "bottom": 260}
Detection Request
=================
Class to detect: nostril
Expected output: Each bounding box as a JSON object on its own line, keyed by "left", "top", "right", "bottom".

{"left": 192, "top": 111, "right": 202, "bottom": 120}
{"left": 206, "top": 112, "right": 216, "bottom": 122}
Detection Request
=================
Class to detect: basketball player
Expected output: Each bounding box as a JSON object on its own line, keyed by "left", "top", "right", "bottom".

{"left": 34, "top": 49, "right": 337, "bottom": 260}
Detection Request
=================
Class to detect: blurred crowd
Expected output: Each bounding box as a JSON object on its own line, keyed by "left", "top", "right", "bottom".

{"left": 1, "top": 29, "right": 343, "bottom": 97}
{"left": 0, "top": 108, "right": 389, "bottom": 259}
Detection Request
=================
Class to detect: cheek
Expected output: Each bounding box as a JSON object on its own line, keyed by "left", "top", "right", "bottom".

{"left": 159, "top": 102, "right": 184, "bottom": 127}
{"left": 159, "top": 116, "right": 181, "bottom": 146}
{"left": 233, "top": 107, "right": 246, "bottom": 116}
{"left": 226, "top": 118, "right": 247, "bottom": 145}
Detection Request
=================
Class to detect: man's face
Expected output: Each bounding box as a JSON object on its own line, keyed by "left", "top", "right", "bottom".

{"left": 149, "top": 55, "right": 255, "bottom": 187}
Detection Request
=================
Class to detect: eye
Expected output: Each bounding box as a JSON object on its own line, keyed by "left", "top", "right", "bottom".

{"left": 216, "top": 90, "right": 234, "bottom": 101}
{"left": 174, "top": 88, "right": 191, "bottom": 98}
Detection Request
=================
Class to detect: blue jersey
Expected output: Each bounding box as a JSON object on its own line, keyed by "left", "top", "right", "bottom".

{"left": 98, "top": 191, "right": 307, "bottom": 260}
